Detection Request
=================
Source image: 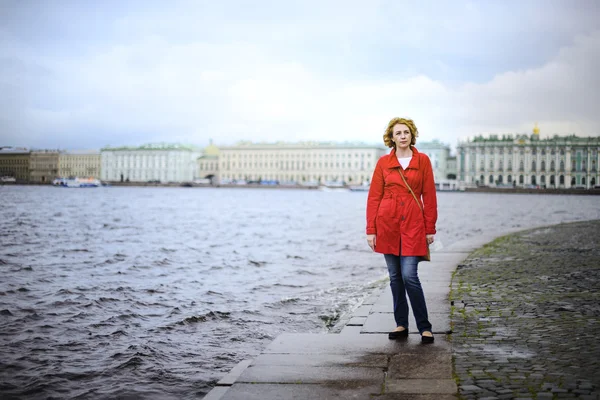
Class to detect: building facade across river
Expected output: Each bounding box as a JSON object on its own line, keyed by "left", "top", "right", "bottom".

{"left": 217, "top": 142, "right": 388, "bottom": 185}
{"left": 101, "top": 144, "right": 202, "bottom": 183}
{"left": 457, "top": 126, "right": 600, "bottom": 189}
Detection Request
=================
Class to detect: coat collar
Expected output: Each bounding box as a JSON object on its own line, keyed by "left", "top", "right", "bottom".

{"left": 386, "top": 146, "right": 422, "bottom": 170}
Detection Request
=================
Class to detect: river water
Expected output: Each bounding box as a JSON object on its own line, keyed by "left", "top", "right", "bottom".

{"left": 1, "top": 186, "right": 598, "bottom": 399}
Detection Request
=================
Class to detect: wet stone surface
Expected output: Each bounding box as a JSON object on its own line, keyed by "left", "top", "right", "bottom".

{"left": 450, "top": 220, "right": 600, "bottom": 400}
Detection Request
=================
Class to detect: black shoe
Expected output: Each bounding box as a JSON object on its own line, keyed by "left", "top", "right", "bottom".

{"left": 421, "top": 332, "right": 434, "bottom": 343}
{"left": 388, "top": 328, "right": 409, "bottom": 339}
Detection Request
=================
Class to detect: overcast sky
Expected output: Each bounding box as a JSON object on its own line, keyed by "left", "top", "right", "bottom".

{"left": 1, "top": 0, "right": 599, "bottom": 150}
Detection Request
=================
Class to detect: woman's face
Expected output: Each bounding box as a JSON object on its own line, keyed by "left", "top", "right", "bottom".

{"left": 392, "top": 123, "right": 412, "bottom": 150}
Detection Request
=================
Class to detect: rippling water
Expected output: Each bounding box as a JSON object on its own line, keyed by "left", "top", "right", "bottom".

{"left": 1, "top": 186, "right": 598, "bottom": 399}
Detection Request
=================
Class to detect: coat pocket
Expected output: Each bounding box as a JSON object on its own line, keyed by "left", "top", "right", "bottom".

{"left": 377, "top": 197, "right": 396, "bottom": 219}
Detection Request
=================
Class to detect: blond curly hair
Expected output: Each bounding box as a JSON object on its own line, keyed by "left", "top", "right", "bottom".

{"left": 383, "top": 117, "right": 419, "bottom": 148}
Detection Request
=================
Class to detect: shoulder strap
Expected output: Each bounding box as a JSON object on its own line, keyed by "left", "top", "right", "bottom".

{"left": 397, "top": 168, "right": 423, "bottom": 213}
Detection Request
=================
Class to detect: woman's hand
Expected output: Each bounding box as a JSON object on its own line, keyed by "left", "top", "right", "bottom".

{"left": 426, "top": 234, "right": 434, "bottom": 245}
{"left": 367, "top": 234, "right": 376, "bottom": 251}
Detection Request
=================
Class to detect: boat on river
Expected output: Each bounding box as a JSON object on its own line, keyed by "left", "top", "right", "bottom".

{"left": 53, "top": 177, "right": 102, "bottom": 188}
{"left": 348, "top": 183, "right": 370, "bottom": 192}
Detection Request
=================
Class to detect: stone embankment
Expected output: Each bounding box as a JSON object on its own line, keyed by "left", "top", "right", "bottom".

{"left": 450, "top": 220, "right": 600, "bottom": 399}
{"left": 203, "top": 220, "right": 599, "bottom": 399}
{"left": 464, "top": 187, "right": 600, "bottom": 196}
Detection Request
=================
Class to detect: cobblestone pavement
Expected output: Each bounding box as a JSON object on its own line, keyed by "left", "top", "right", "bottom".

{"left": 450, "top": 220, "right": 600, "bottom": 400}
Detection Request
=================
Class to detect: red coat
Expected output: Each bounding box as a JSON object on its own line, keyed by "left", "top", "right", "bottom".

{"left": 366, "top": 147, "right": 437, "bottom": 256}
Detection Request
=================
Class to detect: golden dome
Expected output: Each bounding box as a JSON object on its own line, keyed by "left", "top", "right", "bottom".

{"left": 533, "top": 122, "right": 540, "bottom": 136}
{"left": 203, "top": 139, "right": 220, "bottom": 156}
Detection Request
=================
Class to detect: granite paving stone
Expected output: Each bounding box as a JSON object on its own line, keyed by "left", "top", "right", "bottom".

{"left": 250, "top": 353, "right": 388, "bottom": 368}
{"left": 387, "top": 352, "right": 452, "bottom": 379}
{"left": 361, "top": 290, "right": 384, "bottom": 305}
{"left": 219, "top": 382, "right": 383, "bottom": 400}
{"left": 385, "top": 378, "right": 457, "bottom": 394}
{"left": 236, "top": 364, "right": 384, "bottom": 384}
{"left": 202, "top": 387, "right": 229, "bottom": 400}
{"left": 262, "top": 332, "right": 452, "bottom": 355}
{"left": 352, "top": 305, "right": 373, "bottom": 317}
{"left": 347, "top": 316, "right": 368, "bottom": 326}
{"left": 360, "top": 311, "right": 450, "bottom": 334}
{"left": 339, "top": 325, "right": 363, "bottom": 335}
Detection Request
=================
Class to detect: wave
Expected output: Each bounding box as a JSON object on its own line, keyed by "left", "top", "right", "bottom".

{"left": 177, "top": 311, "right": 231, "bottom": 325}
{"left": 253, "top": 283, "right": 305, "bottom": 291}
{"left": 153, "top": 258, "right": 171, "bottom": 266}
{"left": 296, "top": 269, "right": 319, "bottom": 276}
{"left": 248, "top": 260, "right": 267, "bottom": 267}
{"left": 50, "top": 299, "right": 80, "bottom": 307}
{"left": 276, "top": 297, "right": 300, "bottom": 304}
{"left": 96, "top": 297, "right": 121, "bottom": 303}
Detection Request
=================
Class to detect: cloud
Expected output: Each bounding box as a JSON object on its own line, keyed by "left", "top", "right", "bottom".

{"left": 0, "top": 1, "right": 599, "bottom": 150}
{"left": 456, "top": 30, "right": 600, "bottom": 138}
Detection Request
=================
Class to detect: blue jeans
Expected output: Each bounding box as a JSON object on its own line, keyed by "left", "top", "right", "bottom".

{"left": 384, "top": 254, "right": 432, "bottom": 334}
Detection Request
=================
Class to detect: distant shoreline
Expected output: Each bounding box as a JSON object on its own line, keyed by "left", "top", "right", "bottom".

{"left": 3, "top": 181, "right": 600, "bottom": 195}
{"left": 463, "top": 187, "right": 600, "bottom": 195}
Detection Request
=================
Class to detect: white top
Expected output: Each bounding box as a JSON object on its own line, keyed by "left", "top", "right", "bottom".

{"left": 398, "top": 156, "right": 412, "bottom": 169}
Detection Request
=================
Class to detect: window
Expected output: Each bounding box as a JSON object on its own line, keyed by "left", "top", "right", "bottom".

{"left": 519, "top": 175, "right": 524, "bottom": 184}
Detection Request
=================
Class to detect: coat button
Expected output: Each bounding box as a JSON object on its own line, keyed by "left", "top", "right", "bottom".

{"left": 401, "top": 216, "right": 405, "bottom": 221}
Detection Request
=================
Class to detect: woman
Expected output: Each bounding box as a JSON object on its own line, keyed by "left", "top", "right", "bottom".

{"left": 366, "top": 117, "right": 438, "bottom": 343}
